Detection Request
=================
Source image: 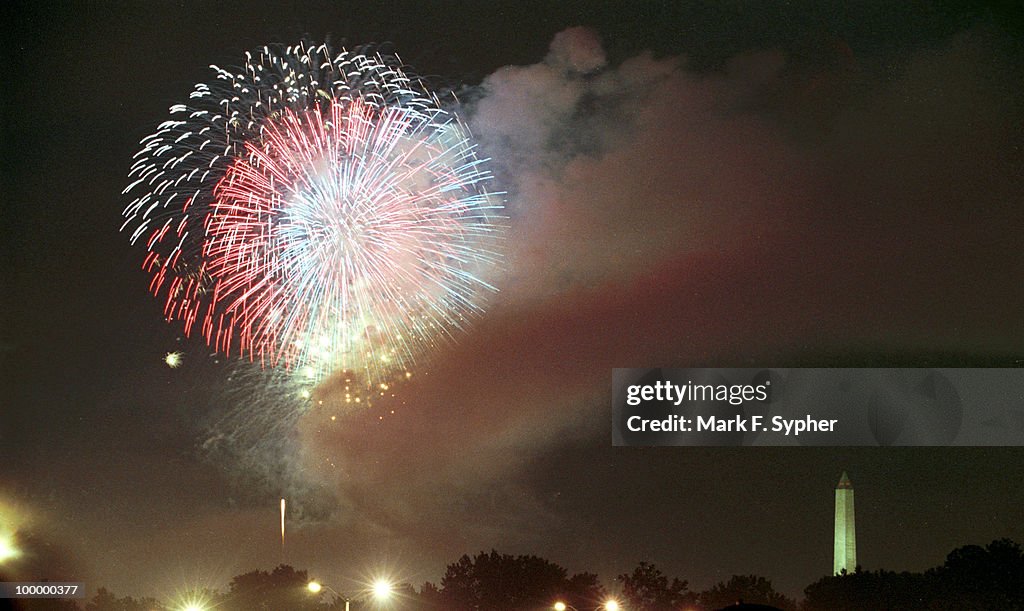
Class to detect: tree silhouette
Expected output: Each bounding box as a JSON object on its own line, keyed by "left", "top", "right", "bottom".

{"left": 416, "top": 580, "right": 443, "bottom": 608}
{"left": 564, "top": 572, "right": 609, "bottom": 609}
{"left": 698, "top": 574, "right": 795, "bottom": 610}
{"left": 222, "top": 564, "right": 319, "bottom": 610}
{"left": 83, "top": 587, "right": 163, "bottom": 611}
{"left": 430, "top": 549, "right": 606, "bottom": 610}
{"left": 617, "top": 561, "right": 696, "bottom": 610}
{"left": 803, "top": 539, "right": 1024, "bottom": 610}
{"left": 32, "top": 537, "right": 1024, "bottom": 610}
{"left": 84, "top": 588, "right": 118, "bottom": 611}
{"left": 803, "top": 568, "right": 935, "bottom": 611}
{"left": 927, "top": 538, "right": 1024, "bottom": 610}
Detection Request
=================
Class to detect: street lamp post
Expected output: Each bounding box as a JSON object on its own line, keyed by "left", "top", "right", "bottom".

{"left": 308, "top": 580, "right": 350, "bottom": 611}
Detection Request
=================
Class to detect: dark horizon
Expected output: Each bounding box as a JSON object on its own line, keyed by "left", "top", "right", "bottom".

{"left": 5, "top": 534, "right": 1021, "bottom": 609}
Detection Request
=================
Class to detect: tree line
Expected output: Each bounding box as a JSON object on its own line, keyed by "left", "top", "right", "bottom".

{"left": 6, "top": 538, "right": 1023, "bottom": 610}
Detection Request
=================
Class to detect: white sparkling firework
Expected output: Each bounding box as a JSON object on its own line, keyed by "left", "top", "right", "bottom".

{"left": 122, "top": 43, "right": 504, "bottom": 386}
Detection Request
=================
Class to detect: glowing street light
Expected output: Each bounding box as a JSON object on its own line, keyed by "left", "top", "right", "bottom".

{"left": 169, "top": 587, "right": 215, "bottom": 611}
{"left": 555, "top": 601, "right": 622, "bottom": 611}
{"left": 372, "top": 578, "right": 393, "bottom": 601}
{"left": 0, "top": 535, "right": 18, "bottom": 563}
{"left": 308, "top": 580, "right": 350, "bottom": 611}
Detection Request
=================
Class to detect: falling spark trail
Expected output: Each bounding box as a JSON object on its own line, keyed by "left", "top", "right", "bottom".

{"left": 280, "top": 497, "right": 286, "bottom": 549}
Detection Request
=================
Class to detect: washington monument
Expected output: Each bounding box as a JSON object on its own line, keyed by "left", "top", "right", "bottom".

{"left": 834, "top": 471, "right": 856, "bottom": 574}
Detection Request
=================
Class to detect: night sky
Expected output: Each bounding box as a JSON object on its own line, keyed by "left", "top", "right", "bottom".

{"left": 3, "top": 0, "right": 1024, "bottom": 602}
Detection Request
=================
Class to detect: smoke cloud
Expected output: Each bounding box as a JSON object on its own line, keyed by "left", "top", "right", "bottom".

{"left": 299, "top": 24, "right": 1023, "bottom": 575}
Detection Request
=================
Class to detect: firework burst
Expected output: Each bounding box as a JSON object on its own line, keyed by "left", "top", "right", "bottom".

{"left": 122, "top": 43, "right": 503, "bottom": 384}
